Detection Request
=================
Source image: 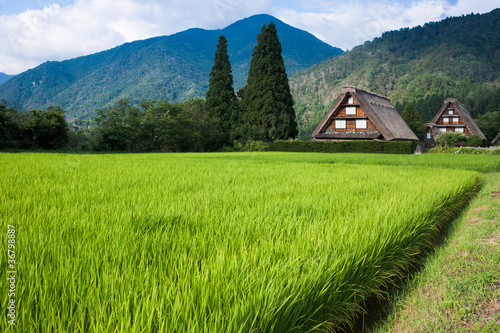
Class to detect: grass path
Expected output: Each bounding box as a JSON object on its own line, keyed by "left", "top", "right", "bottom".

{"left": 369, "top": 172, "right": 500, "bottom": 332}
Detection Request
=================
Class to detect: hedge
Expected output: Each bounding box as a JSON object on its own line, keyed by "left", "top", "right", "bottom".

{"left": 267, "top": 140, "right": 417, "bottom": 154}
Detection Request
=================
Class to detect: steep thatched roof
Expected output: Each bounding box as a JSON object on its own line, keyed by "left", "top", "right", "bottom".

{"left": 312, "top": 86, "right": 418, "bottom": 141}
{"left": 431, "top": 98, "right": 487, "bottom": 140}
{"left": 425, "top": 123, "right": 442, "bottom": 141}
{"left": 492, "top": 132, "right": 500, "bottom": 145}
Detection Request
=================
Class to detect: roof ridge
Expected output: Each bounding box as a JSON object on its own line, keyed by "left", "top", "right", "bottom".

{"left": 341, "top": 85, "right": 391, "bottom": 101}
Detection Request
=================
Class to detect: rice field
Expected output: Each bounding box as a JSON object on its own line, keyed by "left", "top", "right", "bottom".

{"left": 0, "top": 152, "right": 481, "bottom": 331}
{"left": 197, "top": 151, "right": 500, "bottom": 172}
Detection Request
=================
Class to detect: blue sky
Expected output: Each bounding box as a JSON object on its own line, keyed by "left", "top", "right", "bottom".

{"left": 0, "top": 0, "right": 498, "bottom": 74}
{"left": 0, "top": 0, "right": 78, "bottom": 15}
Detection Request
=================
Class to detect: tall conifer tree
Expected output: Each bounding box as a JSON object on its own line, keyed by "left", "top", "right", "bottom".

{"left": 240, "top": 22, "right": 298, "bottom": 141}
{"left": 206, "top": 35, "right": 237, "bottom": 144}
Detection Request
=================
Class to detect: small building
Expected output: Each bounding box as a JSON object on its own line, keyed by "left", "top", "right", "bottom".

{"left": 424, "top": 98, "right": 486, "bottom": 147}
{"left": 312, "top": 86, "right": 418, "bottom": 142}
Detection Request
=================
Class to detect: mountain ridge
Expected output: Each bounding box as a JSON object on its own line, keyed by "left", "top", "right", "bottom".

{"left": 0, "top": 14, "right": 342, "bottom": 118}
{"left": 0, "top": 73, "right": 14, "bottom": 85}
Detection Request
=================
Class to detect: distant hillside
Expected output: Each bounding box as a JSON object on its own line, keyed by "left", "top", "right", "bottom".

{"left": 290, "top": 9, "right": 500, "bottom": 139}
{"left": 0, "top": 73, "right": 14, "bottom": 85}
{"left": 0, "top": 14, "right": 342, "bottom": 119}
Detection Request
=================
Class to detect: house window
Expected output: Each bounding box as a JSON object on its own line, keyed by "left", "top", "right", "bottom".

{"left": 439, "top": 127, "right": 447, "bottom": 132}
{"left": 356, "top": 119, "right": 367, "bottom": 129}
{"left": 443, "top": 117, "right": 449, "bottom": 124}
{"left": 426, "top": 132, "right": 431, "bottom": 139}
{"left": 335, "top": 119, "right": 346, "bottom": 129}
{"left": 348, "top": 97, "right": 354, "bottom": 104}
{"left": 455, "top": 127, "right": 464, "bottom": 132}
{"left": 453, "top": 117, "right": 459, "bottom": 124}
{"left": 448, "top": 108, "right": 454, "bottom": 115}
{"left": 345, "top": 106, "right": 356, "bottom": 115}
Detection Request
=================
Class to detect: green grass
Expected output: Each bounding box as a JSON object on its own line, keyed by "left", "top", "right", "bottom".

{"left": 195, "top": 152, "right": 500, "bottom": 173}
{"left": 368, "top": 172, "right": 500, "bottom": 333}
{"left": 0, "top": 152, "right": 482, "bottom": 331}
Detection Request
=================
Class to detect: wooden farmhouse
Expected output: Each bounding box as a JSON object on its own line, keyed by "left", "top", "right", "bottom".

{"left": 312, "top": 86, "right": 418, "bottom": 142}
{"left": 424, "top": 98, "right": 486, "bottom": 146}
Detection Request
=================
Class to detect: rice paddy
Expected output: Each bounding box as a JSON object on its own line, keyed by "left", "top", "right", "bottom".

{"left": 0, "top": 152, "right": 483, "bottom": 331}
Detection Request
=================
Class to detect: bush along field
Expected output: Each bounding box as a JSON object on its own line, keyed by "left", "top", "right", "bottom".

{"left": 0, "top": 152, "right": 484, "bottom": 331}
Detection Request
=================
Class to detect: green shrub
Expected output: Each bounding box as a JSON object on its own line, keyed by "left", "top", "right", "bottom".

{"left": 234, "top": 140, "right": 269, "bottom": 151}
{"left": 267, "top": 140, "right": 415, "bottom": 154}
{"left": 428, "top": 146, "right": 490, "bottom": 154}
{"left": 435, "top": 132, "right": 466, "bottom": 147}
{"left": 465, "top": 135, "right": 483, "bottom": 147}
{"left": 454, "top": 147, "right": 490, "bottom": 154}
{"left": 428, "top": 146, "right": 457, "bottom": 154}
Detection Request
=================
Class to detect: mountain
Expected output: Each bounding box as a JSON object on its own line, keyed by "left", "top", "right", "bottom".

{"left": 0, "top": 14, "right": 342, "bottom": 119}
{"left": 290, "top": 9, "right": 500, "bottom": 140}
{"left": 0, "top": 73, "right": 14, "bottom": 85}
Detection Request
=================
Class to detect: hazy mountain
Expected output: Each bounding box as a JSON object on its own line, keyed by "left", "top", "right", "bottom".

{"left": 0, "top": 14, "right": 342, "bottom": 119}
{"left": 290, "top": 8, "right": 500, "bottom": 139}
{"left": 0, "top": 73, "right": 14, "bottom": 85}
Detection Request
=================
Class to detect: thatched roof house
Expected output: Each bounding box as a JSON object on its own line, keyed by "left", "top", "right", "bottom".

{"left": 424, "top": 98, "right": 486, "bottom": 146}
{"left": 492, "top": 132, "right": 500, "bottom": 146}
{"left": 312, "top": 86, "right": 418, "bottom": 141}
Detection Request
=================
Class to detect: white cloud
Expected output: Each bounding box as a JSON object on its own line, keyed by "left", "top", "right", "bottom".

{"left": 0, "top": 0, "right": 497, "bottom": 75}
{"left": 0, "top": 0, "right": 272, "bottom": 74}
{"left": 272, "top": 0, "right": 498, "bottom": 50}
{"left": 445, "top": 0, "right": 498, "bottom": 16}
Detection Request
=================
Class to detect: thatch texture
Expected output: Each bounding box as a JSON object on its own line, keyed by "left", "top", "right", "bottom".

{"left": 492, "top": 132, "right": 500, "bottom": 145}
{"left": 312, "top": 86, "right": 419, "bottom": 141}
{"left": 429, "top": 98, "right": 487, "bottom": 140}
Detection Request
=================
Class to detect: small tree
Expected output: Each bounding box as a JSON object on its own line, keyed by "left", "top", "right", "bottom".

{"left": 475, "top": 111, "right": 500, "bottom": 141}
{"left": 466, "top": 135, "right": 483, "bottom": 147}
{"left": 0, "top": 103, "right": 16, "bottom": 149}
{"left": 401, "top": 103, "right": 424, "bottom": 140}
{"left": 178, "top": 98, "right": 221, "bottom": 152}
{"left": 93, "top": 99, "right": 135, "bottom": 151}
{"left": 28, "top": 105, "right": 69, "bottom": 149}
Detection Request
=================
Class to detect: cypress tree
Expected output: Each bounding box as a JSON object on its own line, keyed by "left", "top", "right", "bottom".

{"left": 205, "top": 35, "right": 238, "bottom": 145}
{"left": 240, "top": 22, "right": 298, "bottom": 141}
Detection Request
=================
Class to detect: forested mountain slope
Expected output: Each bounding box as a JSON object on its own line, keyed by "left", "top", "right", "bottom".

{"left": 291, "top": 9, "right": 500, "bottom": 140}
{"left": 0, "top": 14, "right": 341, "bottom": 119}
{"left": 0, "top": 73, "right": 14, "bottom": 85}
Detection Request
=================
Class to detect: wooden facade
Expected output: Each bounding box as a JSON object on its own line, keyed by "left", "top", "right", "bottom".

{"left": 323, "top": 97, "right": 378, "bottom": 133}
{"left": 313, "top": 86, "right": 418, "bottom": 142}
{"left": 424, "top": 98, "right": 486, "bottom": 147}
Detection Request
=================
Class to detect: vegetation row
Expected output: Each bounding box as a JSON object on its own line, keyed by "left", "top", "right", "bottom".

{"left": 0, "top": 22, "right": 300, "bottom": 153}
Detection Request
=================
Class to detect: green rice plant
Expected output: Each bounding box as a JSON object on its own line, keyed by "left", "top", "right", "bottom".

{"left": 0, "top": 152, "right": 480, "bottom": 332}
{"left": 200, "top": 151, "right": 500, "bottom": 172}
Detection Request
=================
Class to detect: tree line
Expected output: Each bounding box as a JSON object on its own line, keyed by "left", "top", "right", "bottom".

{"left": 0, "top": 104, "right": 71, "bottom": 150}
{"left": 0, "top": 22, "right": 298, "bottom": 152}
